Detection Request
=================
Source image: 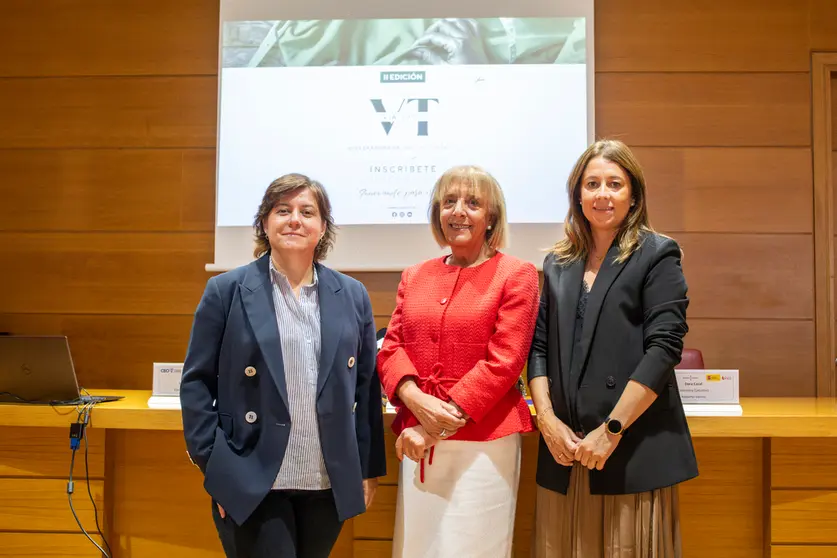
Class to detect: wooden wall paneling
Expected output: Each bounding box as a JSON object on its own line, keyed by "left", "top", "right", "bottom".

{"left": 352, "top": 485, "right": 397, "bottom": 540}
{"left": 772, "top": 439, "right": 837, "bottom": 489}
{"left": 330, "top": 519, "right": 354, "bottom": 558}
{"left": 596, "top": 73, "right": 810, "bottom": 147}
{"left": 0, "top": 534, "right": 105, "bottom": 557}
{"left": 373, "top": 315, "right": 391, "bottom": 332}
{"left": 833, "top": 151, "right": 837, "bottom": 233}
{"left": 0, "top": 149, "right": 215, "bottom": 232}
{"left": 0, "top": 478, "right": 104, "bottom": 531}
{"left": 772, "top": 490, "right": 837, "bottom": 544}
{"left": 813, "top": 55, "right": 837, "bottom": 396}
{"left": 679, "top": 438, "right": 764, "bottom": 558}
{"left": 675, "top": 233, "right": 813, "bottom": 320}
{"left": 0, "top": 232, "right": 213, "bottom": 315}
{"left": 772, "top": 549, "right": 837, "bottom": 558}
{"left": 0, "top": 0, "right": 219, "bottom": 77}
{"left": 684, "top": 319, "right": 815, "bottom": 397}
{"left": 0, "top": 77, "right": 217, "bottom": 149}
{"left": 0, "top": 427, "right": 104, "bottom": 478}
{"left": 813, "top": 0, "right": 837, "bottom": 60}
{"left": 0, "top": 314, "right": 195, "bottom": 389}
{"left": 512, "top": 434, "right": 540, "bottom": 557}
{"left": 379, "top": 431, "right": 401, "bottom": 487}
{"left": 832, "top": 77, "right": 837, "bottom": 147}
{"left": 595, "top": 0, "right": 810, "bottom": 72}
{"left": 345, "top": 272, "right": 401, "bottom": 318}
{"left": 353, "top": 540, "right": 392, "bottom": 558}
{"left": 109, "top": 430, "right": 225, "bottom": 557}
{"left": 358, "top": 234, "right": 813, "bottom": 322}
{"left": 634, "top": 147, "right": 812, "bottom": 234}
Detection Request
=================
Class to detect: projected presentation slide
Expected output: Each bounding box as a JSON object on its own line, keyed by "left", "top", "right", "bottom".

{"left": 216, "top": 17, "right": 588, "bottom": 227}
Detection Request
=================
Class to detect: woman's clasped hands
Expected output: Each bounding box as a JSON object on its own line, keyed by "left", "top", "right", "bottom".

{"left": 395, "top": 381, "right": 467, "bottom": 462}
{"left": 538, "top": 411, "right": 620, "bottom": 471}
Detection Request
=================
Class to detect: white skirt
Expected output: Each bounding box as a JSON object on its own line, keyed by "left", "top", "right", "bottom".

{"left": 392, "top": 433, "right": 522, "bottom": 558}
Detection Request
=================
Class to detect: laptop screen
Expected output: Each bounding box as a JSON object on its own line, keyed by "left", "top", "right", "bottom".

{"left": 0, "top": 336, "right": 81, "bottom": 404}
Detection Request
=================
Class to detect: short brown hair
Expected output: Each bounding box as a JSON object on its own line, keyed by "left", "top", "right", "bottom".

{"left": 252, "top": 173, "right": 336, "bottom": 261}
{"left": 428, "top": 165, "right": 508, "bottom": 250}
{"left": 552, "top": 139, "right": 654, "bottom": 263}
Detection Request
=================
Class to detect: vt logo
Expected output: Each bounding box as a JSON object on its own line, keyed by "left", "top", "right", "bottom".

{"left": 370, "top": 98, "right": 439, "bottom": 136}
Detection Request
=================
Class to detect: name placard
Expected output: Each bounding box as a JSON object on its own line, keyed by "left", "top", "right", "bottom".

{"left": 675, "top": 369, "right": 739, "bottom": 404}
{"left": 148, "top": 363, "right": 183, "bottom": 409}
{"left": 152, "top": 363, "right": 183, "bottom": 396}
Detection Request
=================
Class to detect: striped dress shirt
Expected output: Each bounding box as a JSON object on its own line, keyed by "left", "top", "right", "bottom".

{"left": 269, "top": 258, "right": 330, "bottom": 490}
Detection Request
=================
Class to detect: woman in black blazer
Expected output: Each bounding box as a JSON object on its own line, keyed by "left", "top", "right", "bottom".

{"left": 527, "top": 140, "right": 697, "bottom": 557}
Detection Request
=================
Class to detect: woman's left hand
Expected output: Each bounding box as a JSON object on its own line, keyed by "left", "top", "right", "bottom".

{"left": 362, "top": 478, "right": 378, "bottom": 509}
{"left": 574, "top": 423, "right": 620, "bottom": 470}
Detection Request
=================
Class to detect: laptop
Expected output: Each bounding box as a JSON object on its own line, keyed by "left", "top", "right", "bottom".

{"left": 0, "top": 335, "right": 123, "bottom": 405}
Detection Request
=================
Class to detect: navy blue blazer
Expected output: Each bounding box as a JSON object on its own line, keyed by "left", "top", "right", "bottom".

{"left": 180, "top": 255, "right": 386, "bottom": 525}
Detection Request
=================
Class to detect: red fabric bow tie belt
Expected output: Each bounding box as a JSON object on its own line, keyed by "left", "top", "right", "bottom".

{"left": 415, "top": 363, "right": 457, "bottom": 483}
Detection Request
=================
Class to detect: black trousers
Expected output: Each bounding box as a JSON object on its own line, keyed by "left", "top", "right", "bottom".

{"left": 212, "top": 490, "right": 344, "bottom": 558}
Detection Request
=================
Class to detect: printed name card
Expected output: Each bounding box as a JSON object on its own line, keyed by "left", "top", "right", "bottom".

{"left": 675, "top": 369, "right": 739, "bottom": 404}
{"left": 148, "top": 363, "right": 184, "bottom": 409}
{"left": 675, "top": 369, "right": 742, "bottom": 416}
{"left": 153, "top": 363, "right": 183, "bottom": 396}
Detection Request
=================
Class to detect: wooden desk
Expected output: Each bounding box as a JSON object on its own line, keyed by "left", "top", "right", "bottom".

{"left": 0, "top": 392, "right": 835, "bottom": 557}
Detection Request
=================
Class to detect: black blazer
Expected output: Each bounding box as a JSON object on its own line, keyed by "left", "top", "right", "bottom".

{"left": 528, "top": 233, "right": 698, "bottom": 495}
{"left": 180, "top": 255, "right": 386, "bottom": 525}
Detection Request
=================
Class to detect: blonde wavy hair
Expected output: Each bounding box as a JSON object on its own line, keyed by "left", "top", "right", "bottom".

{"left": 428, "top": 165, "right": 508, "bottom": 250}
{"left": 552, "top": 139, "right": 655, "bottom": 264}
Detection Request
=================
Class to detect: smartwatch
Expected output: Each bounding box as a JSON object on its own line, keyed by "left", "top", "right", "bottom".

{"left": 604, "top": 416, "right": 624, "bottom": 436}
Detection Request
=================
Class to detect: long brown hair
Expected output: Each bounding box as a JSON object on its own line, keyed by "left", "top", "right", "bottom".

{"left": 552, "top": 139, "right": 654, "bottom": 264}
{"left": 252, "top": 173, "right": 336, "bottom": 261}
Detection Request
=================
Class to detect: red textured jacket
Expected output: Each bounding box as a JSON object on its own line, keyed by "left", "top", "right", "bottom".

{"left": 377, "top": 252, "right": 539, "bottom": 441}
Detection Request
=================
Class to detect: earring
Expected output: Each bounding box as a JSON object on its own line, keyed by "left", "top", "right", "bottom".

{"left": 487, "top": 225, "right": 493, "bottom": 230}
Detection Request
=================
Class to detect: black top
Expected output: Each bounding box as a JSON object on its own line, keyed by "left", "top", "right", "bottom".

{"left": 528, "top": 233, "right": 698, "bottom": 495}
{"left": 566, "top": 280, "right": 590, "bottom": 434}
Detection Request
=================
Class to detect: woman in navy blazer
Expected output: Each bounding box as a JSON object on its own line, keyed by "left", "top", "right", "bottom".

{"left": 180, "top": 174, "right": 386, "bottom": 558}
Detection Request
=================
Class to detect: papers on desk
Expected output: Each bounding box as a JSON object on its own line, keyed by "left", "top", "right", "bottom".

{"left": 676, "top": 369, "right": 742, "bottom": 416}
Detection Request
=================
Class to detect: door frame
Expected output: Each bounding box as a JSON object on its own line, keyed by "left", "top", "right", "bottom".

{"left": 813, "top": 53, "right": 837, "bottom": 397}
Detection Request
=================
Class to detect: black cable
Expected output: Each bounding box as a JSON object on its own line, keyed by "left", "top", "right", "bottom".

{"left": 84, "top": 425, "right": 113, "bottom": 557}
{"left": 67, "top": 405, "right": 110, "bottom": 557}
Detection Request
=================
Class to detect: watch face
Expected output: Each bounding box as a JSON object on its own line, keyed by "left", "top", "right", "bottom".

{"left": 607, "top": 418, "right": 622, "bottom": 434}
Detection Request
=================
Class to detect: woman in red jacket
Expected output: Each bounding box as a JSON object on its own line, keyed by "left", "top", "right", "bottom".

{"left": 377, "top": 165, "right": 540, "bottom": 557}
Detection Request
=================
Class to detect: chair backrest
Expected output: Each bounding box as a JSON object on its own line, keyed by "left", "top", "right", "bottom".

{"left": 676, "top": 348, "right": 705, "bottom": 369}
